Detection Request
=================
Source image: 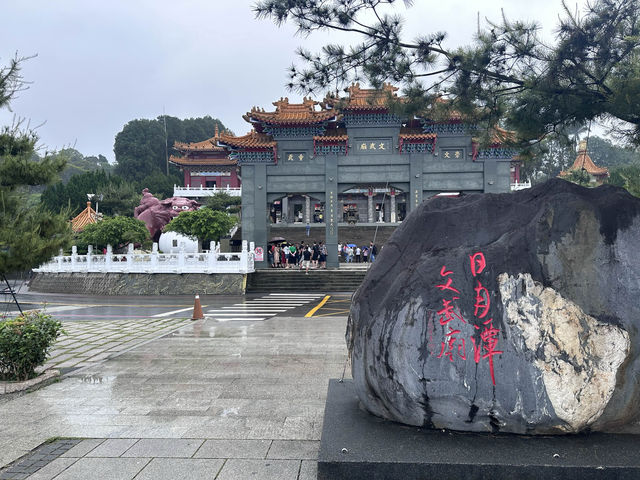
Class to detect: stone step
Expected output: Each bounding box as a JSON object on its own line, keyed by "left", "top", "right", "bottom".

{"left": 247, "top": 269, "right": 367, "bottom": 293}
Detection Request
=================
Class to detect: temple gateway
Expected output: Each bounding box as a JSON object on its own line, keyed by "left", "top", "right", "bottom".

{"left": 171, "top": 84, "right": 521, "bottom": 268}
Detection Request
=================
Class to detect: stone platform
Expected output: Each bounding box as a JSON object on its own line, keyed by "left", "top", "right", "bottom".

{"left": 318, "top": 379, "right": 640, "bottom": 480}
{"left": 29, "top": 272, "right": 245, "bottom": 295}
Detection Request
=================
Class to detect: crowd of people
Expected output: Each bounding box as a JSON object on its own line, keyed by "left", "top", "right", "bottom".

{"left": 267, "top": 240, "right": 378, "bottom": 272}
{"left": 267, "top": 241, "right": 328, "bottom": 274}
{"left": 337, "top": 242, "right": 377, "bottom": 263}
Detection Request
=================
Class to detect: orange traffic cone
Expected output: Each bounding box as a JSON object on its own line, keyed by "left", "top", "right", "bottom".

{"left": 191, "top": 294, "right": 204, "bottom": 320}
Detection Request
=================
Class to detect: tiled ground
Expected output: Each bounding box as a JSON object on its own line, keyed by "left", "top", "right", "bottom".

{"left": 39, "top": 318, "right": 192, "bottom": 372}
{"left": 0, "top": 314, "right": 349, "bottom": 479}
{"left": 2, "top": 438, "right": 319, "bottom": 479}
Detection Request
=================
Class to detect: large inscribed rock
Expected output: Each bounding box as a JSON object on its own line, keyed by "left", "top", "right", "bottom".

{"left": 347, "top": 179, "right": 640, "bottom": 434}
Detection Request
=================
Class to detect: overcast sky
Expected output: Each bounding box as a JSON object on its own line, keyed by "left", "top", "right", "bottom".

{"left": 1, "top": 0, "right": 588, "bottom": 163}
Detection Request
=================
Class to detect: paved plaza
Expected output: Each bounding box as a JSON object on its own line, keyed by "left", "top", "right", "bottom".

{"left": 0, "top": 293, "right": 349, "bottom": 479}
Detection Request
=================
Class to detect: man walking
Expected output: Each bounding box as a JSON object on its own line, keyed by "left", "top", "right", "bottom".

{"left": 302, "top": 246, "right": 312, "bottom": 274}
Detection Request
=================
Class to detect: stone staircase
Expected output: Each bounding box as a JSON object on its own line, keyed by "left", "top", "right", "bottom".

{"left": 246, "top": 264, "right": 371, "bottom": 293}
{"left": 268, "top": 224, "right": 397, "bottom": 248}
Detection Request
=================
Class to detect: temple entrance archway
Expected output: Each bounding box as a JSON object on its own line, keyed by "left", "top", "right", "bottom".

{"left": 339, "top": 185, "right": 405, "bottom": 224}
{"left": 268, "top": 194, "right": 324, "bottom": 225}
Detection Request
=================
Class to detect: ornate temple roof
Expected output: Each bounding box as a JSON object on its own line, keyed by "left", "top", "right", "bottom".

{"left": 398, "top": 129, "right": 437, "bottom": 142}
{"left": 313, "top": 127, "right": 348, "bottom": 142}
{"left": 471, "top": 126, "right": 517, "bottom": 147}
{"left": 560, "top": 140, "right": 609, "bottom": 177}
{"left": 324, "top": 83, "right": 399, "bottom": 111}
{"left": 173, "top": 125, "right": 227, "bottom": 153}
{"left": 217, "top": 130, "right": 277, "bottom": 149}
{"left": 243, "top": 97, "right": 336, "bottom": 126}
{"left": 170, "top": 125, "right": 237, "bottom": 167}
{"left": 169, "top": 155, "right": 237, "bottom": 167}
{"left": 71, "top": 201, "right": 98, "bottom": 232}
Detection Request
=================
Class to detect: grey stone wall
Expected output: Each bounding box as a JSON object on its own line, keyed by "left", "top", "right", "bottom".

{"left": 30, "top": 272, "right": 245, "bottom": 295}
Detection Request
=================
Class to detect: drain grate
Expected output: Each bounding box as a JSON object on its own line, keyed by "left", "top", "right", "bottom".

{"left": 0, "top": 438, "right": 82, "bottom": 479}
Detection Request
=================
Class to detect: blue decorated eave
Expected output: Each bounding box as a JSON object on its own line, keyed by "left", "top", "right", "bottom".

{"left": 313, "top": 130, "right": 349, "bottom": 156}
{"left": 398, "top": 132, "right": 437, "bottom": 154}
{"left": 217, "top": 130, "right": 278, "bottom": 165}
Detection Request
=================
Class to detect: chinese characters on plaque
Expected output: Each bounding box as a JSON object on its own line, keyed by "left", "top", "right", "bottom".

{"left": 328, "top": 190, "right": 335, "bottom": 235}
{"left": 441, "top": 149, "right": 464, "bottom": 159}
{"left": 285, "top": 152, "right": 306, "bottom": 162}
{"left": 355, "top": 139, "right": 391, "bottom": 153}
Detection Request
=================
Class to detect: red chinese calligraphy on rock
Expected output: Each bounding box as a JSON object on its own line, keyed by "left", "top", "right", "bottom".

{"left": 437, "top": 327, "right": 466, "bottom": 362}
{"left": 437, "top": 298, "right": 465, "bottom": 326}
{"left": 469, "top": 252, "right": 486, "bottom": 277}
{"left": 473, "top": 280, "right": 491, "bottom": 319}
{"left": 436, "top": 265, "right": 460, "bottom": 293}
{"left": 471, "top": 319, "right": 503, "bottom": 386}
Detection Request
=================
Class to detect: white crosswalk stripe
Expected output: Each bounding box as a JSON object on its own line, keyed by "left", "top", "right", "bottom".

{"left": 205, "top": 294, "right": 320, "bottom": 322}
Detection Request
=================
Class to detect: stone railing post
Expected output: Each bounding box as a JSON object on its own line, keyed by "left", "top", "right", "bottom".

{"left": 125, "top": 243, "right": 134, "bottom": 272}
{"left": 151, "top": 242, "right": 159, "bottom": 270}
{"left": 87, "top": 245, "right": 93, "bottom": 271}
{"left": 57, "top": 248, "right": 64, "bottom": 272}
{"left": 71, "top": 246, "right": 78, "bottom": 270}
{"left": 106, "top": 244, "right": 113, "bottom": 270}
{"left": 207, "top": 245, "right": 217, "bottom": 272}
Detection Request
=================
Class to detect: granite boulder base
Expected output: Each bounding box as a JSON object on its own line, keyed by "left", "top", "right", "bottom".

{"left": 347, "top": 179, "right": 640, "bottom": 434}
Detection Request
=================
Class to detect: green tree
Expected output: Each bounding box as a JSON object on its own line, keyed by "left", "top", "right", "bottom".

{"left": 41, "top": 169, "right": 138, "bottom": 217}
{"left": 114, "top": 115, "right": 227, "bottom": 182}
{"left": 95, "top": 181, "right": 140, "bottom": 217}
{"left": 564, "top": 169, "right": 593, "bottom": 187}
{"left": 255, "top": 0, "right": 640, "bottom": 145}
{"left": 586, "top": 136, "right": 640, "bottom": 168}
{"left": 204, "top": 192, "right": 241, "bottom": 215}
{"left": 0, "top": 56, "right": 72, "bottom": 276}
{"left": 607, "top": 164, "right": 640, "bottom": 197}
{"left": 138, "top": 171, "right": 176, "bottom": 199}
{"left": 164, "top": 208, "right": 236, "bottom": 251}
{"left": 520, "top": 137, "right": 575, "bottom": 184}
{"left": 39, "top": 148, "right": 113, "bottom": 184}
{"left": 78, "top": 216, "right": 149, "bottom": 251}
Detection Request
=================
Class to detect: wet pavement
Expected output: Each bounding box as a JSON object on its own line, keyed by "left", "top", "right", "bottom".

{"left": 0, "top": 290, "right": 350, "bottom": 479}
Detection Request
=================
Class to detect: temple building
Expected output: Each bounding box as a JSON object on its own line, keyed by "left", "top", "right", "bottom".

{"left": 169, "top": 125, "right": 241, "bottom": 195}
{"left": 207, "top": 83, "right": 520, "bottom": 268}
{"left": 559, "top": 140, "right": 609, "bottom": 184}
{"left": 71, "top": 201, "right": 99, "bottom": 232}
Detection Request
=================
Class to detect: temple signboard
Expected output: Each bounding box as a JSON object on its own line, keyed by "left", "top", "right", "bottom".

{"left": 355, "top": 138, "right": 391, "bottom": 153}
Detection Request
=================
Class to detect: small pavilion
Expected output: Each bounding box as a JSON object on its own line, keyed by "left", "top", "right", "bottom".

{"left": 560, "top": 140, "right": 609, "bottom": 185}
{"left": 71, "top": 202, "right": 99, "bottom": 232}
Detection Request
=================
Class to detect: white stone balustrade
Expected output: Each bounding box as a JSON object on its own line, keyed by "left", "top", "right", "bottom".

{"left": 34, "top": 241, "right": 255, "bottom": 274}
{"left": 173, "top": 185, "right": 242, "bottom": 197}
{"left": 511, "top": 180, "right": 532, "bottom": 191}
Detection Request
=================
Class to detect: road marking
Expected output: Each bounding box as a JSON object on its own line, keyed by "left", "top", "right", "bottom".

{"left": 153, "top": 307, "right": 194, "bottom": 317}
{"left": 208, "top": 309, "right": 287, "bottom": 313}
{"left": 268, "top": 293, "right": 324, "bottom": 297}
{"left": 236, "top": 304, "right": 306, "bottom": 307}
{"left": 212, "top": 317, "right": 267, "bottom": 322}
{"left": 207, "top": 311, "right": 271, "bottom": 317}
{"left": 305, "top": 295, "right": 331, "bottom": 318}
{"left": 202, "top": 294, "right": 323, "bottom": 324}
{"left": 312, "top": 309, "right": 350, "bottom": 317}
